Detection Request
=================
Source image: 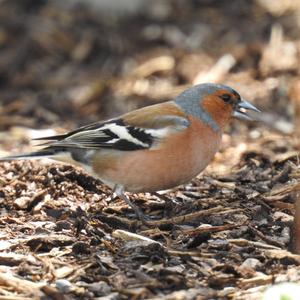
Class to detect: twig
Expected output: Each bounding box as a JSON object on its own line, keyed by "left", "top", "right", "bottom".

{"left": 146, "top": 207, "right": 243, "bottom": 226}
{"left": 248, "top": 225, "right": 285, "bottom": 248}
{"left": 112, "top": 229, "right": 163, "bottom": 246}
{"left": 292, "top": 183, "right": 300, "bottom": 253}
{"left": 0, "top": 272, "right": 44, "bottom": 298}
{"left": 176, "top": 222, "right": 245, "bottom": 237}
{"left": 238, "top": 275, "right": 273, "bottom": 288}
{"left": 228, "top": 238, "right": 281, "bottom": 250}
{"left": 101, "top": 206, "right": 242, "bottom": 228}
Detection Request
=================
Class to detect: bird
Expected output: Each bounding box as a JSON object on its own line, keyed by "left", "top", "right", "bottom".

{"left": 0, "top": 83, "right": 260, "bottom": 221}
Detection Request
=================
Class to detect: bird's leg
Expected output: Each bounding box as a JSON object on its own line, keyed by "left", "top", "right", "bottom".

{"left": 114, "top": 185, "right": 148, "bottom": 224}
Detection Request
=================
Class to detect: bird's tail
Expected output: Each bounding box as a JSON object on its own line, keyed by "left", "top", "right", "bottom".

{"left": 0, "top": 149, "right": 57, "bottom": 161}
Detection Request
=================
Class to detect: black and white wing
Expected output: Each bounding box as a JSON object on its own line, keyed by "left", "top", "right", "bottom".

{"left": 35, "top": 115, "right": 190, "bottom": 151}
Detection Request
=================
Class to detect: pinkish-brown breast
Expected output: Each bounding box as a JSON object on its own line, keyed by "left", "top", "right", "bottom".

{"left": 91, "top": 116, "right": 221, "bottom": 193}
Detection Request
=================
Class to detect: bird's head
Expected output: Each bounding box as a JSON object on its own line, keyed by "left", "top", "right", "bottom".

{"left": 175, "top": 83, "right": 260, "bottom": 131}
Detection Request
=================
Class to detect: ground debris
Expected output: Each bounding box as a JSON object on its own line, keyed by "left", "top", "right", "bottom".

{"left": 0, "top": 0, "right": 299, "bottom": 299}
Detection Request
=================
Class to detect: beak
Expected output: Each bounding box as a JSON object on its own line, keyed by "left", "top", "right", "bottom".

{"left": 233, "top": 98, "right": 261, "bottom": 121}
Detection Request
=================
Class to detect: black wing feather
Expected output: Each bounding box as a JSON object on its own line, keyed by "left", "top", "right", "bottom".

{"left": 33, "top": 115, "right": 189, "bottom": 151}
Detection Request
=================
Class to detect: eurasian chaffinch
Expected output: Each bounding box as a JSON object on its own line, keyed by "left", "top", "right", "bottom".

{"left": 1, "top": 83, "right": 260, "bottom": 221}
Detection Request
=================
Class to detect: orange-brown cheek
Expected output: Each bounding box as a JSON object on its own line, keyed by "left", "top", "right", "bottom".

{"left": 201, "top": 95, "right": 233, "bottom": 129}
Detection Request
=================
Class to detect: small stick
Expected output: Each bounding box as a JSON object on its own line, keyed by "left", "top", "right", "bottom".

{"left": 112, "top": 229, "right": 162, "bottom": 246}
{"left": 291, "top": 183, "right": 300, "bottom": 253}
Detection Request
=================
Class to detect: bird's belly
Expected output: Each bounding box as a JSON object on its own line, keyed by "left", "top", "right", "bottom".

{"left": 116, "top": 146, "right": 217, "bottom": 192}
{"left": 91, "top": 123, "right": 221, "bottom": 193}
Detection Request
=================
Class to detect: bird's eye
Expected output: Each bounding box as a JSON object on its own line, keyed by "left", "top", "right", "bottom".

{"left": 220, "top": 94, "right": 231, "bottom": 103}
